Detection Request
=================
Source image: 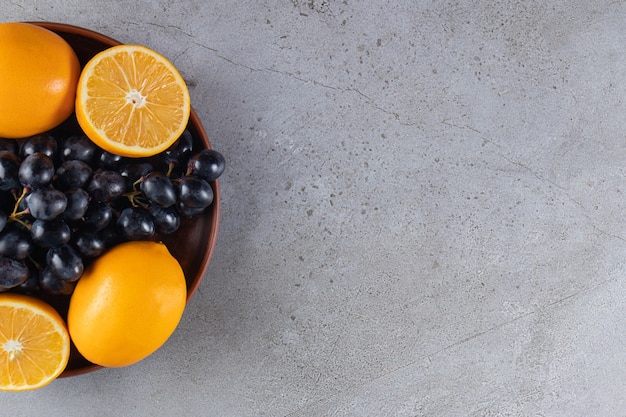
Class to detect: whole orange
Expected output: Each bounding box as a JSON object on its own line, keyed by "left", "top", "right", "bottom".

{"left": 67, "top": 241, "right": 187, "bottom": 368}
{"left": 0, "top": 22, "right": 80, "bottom": 138}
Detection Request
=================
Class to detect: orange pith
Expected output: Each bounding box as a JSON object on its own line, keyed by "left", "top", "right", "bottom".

{"left": 75, "top": 44, "right": 191, "bottom": 157}
{"left": 0, "top": 293, "right": 70, "bottom": 391}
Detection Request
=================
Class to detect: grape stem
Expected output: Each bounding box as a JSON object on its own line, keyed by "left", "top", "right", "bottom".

{"left": 11, "top": 187, "right": 28, "bottom": 216}
{"left": 123, "top": 177, "right": 149, "bottom": 208}
{"left": 8, "top": 187, "right": 32, "bottom": 229}
{"left": 166, "top": 161, "right": 176, "bottom": 177}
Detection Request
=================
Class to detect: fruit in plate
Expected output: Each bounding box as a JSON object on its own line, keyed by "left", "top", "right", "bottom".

{"left": 75, "top": 44, "right": 191, "bottom": 158}
{"left": 0, "top": 293, "right": 70, "bottom": 391}
{"left": 67, "top": 241, "right": 187, "bottom": 367}
{"left": 0, "top": 22, "right": 80, "bottom": 138}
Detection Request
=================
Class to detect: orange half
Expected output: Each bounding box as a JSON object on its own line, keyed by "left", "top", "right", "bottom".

{"left": 75, "top": 44, "right": 191, "bottom": 157}
{"left": 0, "top": 293, "right": 70, "bottom": 391}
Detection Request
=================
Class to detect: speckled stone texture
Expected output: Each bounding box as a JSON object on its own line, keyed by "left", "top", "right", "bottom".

{"left": 2, "top": 1, "right": 626, "bottom": 416}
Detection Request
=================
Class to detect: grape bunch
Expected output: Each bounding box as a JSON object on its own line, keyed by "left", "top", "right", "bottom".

{"left": 0, "top": 130, "right": 224, "bottom": 296}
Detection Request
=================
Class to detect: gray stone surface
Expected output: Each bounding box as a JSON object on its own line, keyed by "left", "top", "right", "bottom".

{"left": 2, "top": 1, "right": 626, "bottom": 416}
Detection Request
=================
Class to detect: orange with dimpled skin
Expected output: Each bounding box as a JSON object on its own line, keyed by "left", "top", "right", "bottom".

{"left": 67, "top": 241, "right": 187, "bottom": 368}
{"left": 0, "top": 22, "right": 80, "bottom": 138}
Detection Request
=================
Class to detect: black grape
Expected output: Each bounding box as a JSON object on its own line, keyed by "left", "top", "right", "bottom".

{"left": 96, "top": 150, "right": 124, "bottom": 169}
{"left": 0, "top": 256, "right": 30, "bottom": 291}
{"left": 31, "top": 219, "right": 71, "bottom": 248}
{"left": 117, "top": 207, "right": 155, "bottom": 240}
{"left": 62, "top": 188, "right": 90, "bottom": 221}
{"left": 55, "top": 159, "right": 93, "bottom": 190}
{"left": 59, "top": 135, "right": 96, "bottom": 163}
{"left": 177, "top": 201, "right": 206, "bottom": 218}
{"left": 39, "top": 267, "right": 76, "bottom": 295}
{"left": 177, "top": 176, "right": 213, "bottom": 208}
{"left": 0, "top": 227, "right": 33, "bottom": 260}
{"left": 15, "top": 265, "right": 39, "bottom": 294}
{"left": 100, "top": 224, "right": 128, "bottom": 248}
{"left": 0, "top": 257, "right": 29, "bottom": 291}
{"left": 140, "top": 172, "right": 176, "bottom": 207}
{"left": 119, "top": 161, "right": 153, "bottom": 188}
{"left": 46, "top": 244, "right": 83, "bottom": 282}
{"left": 148, "top": 205, "right": 180, "bottom": 234}
{"left": 82, "top": 202, "right": 113, "bottom": 232}
{"left": 88, "top": 170, "right": 126, "bottom": 202}
{"left": 162, "top": 130, "right": 193, "bottom": 175}
{"left": 19, "top": 134, "right": 57, "bottom": 159}
{"left": 27, "top": 186, "right": 67, "bottom": 220}
{"left": 186, "top": 149, "right": 225, "bottom": 182}
{"left": 18, "top": 152, "right": 55, "bottom": 189}
{"left": 0, "top": 150, "right": 21, "bottom": 191}
{"left": 73, "top": 231, "right": 106, "bottom": 258}
{"left": 164, "top": 130, "right": 193, "bottom": 164}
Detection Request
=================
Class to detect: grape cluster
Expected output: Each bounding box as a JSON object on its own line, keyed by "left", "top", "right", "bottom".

{"left": 0, "top": 130, "right": 224, "bottom": 296}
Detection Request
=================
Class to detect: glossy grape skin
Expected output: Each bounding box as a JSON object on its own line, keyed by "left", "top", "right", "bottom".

{"left": 140, "top": 172, "right": 177, "bottom": 207}
{"left": 55, "top": 159, "right": 92, "bottom": 190}
{"left": 18, "top": 152, "right": 55, "bottom": 189}
{"left": 15, "top": 266, "right": 39, "bottom": 294}
{"left": 88, "top": 170, "right": 126, "bottom": 202}
{"left": 149, "top": 205, "right": 180, "bottom": 234}
{"left": 31, "top": 219, "right": 71, "bottom": 248}
{"left": 117, "top": 207, "right": 155, "bottom": 240}
{"left": 0, "top": 257, "right": 29, "bottom": 291}
{"left": 19, "top": 134, "right": 57, "bottom": 159}
{"left": 60, "top": 135, "right": 97, "bottom": 163}
{"left": 177, "top": 175, "right": 213, "bottom": 208}
{"left": 186, "top": 149, "right": 225, "bottom": 182}
{"left": 62, "top": 188, "right": 90, "bottom": 221}
{"left": 96, "top": 150, "right": 124, "bottom": 169}
{"left": 0, "top": 150, "right": 21, "bottom": 191}
{"left": 46, "top": 244, "right": 83, "bottom": 282}
{"left": 82, "top": 202, "right": 113, "bottom": 232}
{"left": 27, "top": 186, "right": 68, "bottom": 220}
{"left": 100, "top": 223, "right": 128, "bottom": 248}
{"left": 119, "top": 161, "right": 153, "bottom": 188}
{"left": 39, "top": 267, "right": 76, "bottom": 295}
{"left": 162, "top": 130, "right": 193, "bottom": 175}
{"left": 164, "top": 130, "right": 193, "bottom": 164}
{"left": 0, "top": 227, "right": 33, "bottom": 260}
{"left": 177, "top": 201, "right": 206, "bottom": 218}
{"left": 0, "top": 127, "right": 221, "bottom": 297}
{"left": 73, "top": 231, "right": 106, "bottom": 258}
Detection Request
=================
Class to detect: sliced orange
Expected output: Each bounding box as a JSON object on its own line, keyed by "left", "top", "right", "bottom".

{"left": 0, "top": 293, "right": 70, "bottom": 391}
{"left": 75, "top": 44, "right": 191, "bottom": 158}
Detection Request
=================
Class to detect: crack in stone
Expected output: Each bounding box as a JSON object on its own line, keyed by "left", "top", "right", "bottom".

{"left": 146, "top": 22, "right": 194, "bottom": 38}
{"left": 443, "top": 121, "right": 626, "bottom": 243}
{"left": 206, "top": 51, "right": 416, "bottom": 126}
{"left": 282, "top": 274, "right": 616, "bottom": 417}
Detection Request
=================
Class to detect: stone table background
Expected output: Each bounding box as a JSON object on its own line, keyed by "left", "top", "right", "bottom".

{"left": 2, "top": 1, "right": 626, "bottom": 416}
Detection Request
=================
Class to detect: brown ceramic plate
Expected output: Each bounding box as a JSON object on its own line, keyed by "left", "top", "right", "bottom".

{"left": 26, "top": 22, "right": 220, "bottom": 377}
